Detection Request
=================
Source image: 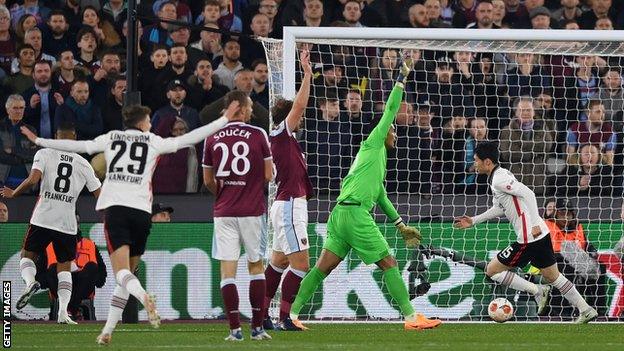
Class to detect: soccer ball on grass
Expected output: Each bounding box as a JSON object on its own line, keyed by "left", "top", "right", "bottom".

{"left": 488, "top": 298, "right": 513, "bottom": 323}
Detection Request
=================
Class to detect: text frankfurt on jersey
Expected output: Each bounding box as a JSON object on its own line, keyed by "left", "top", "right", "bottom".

{"left": 213, "top": 128, "right": 251, "bottom": 141}
{"left": 110, "top": 133, "right": 151, "bottom": 143}
{"left": 108, "top": 173, "right": 143, "bottom": 184}
{"left": 43, "top": 191, "right": 74, "bottom": 203}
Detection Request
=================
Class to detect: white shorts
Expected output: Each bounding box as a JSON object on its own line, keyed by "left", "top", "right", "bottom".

{"left": 270, "top": 198, "right": 309, "bottom": 255}
{"left": 212, "top": 215, "right": 267, "bottom": 262}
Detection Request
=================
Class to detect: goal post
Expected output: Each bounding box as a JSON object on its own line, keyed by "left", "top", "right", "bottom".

{"left": 260, "top": 28, "right": 624, "bottom": 322}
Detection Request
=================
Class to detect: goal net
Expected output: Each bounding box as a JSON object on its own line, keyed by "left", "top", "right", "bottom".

{"left": 261, "top": 28, "right": 624, "bottom": 322}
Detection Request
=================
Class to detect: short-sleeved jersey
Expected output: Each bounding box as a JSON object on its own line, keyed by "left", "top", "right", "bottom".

{"left": 30, "top": 148, "right": 101, "bottom": 235}
{"left": 203, "top": 122, "right": 272, "bottom": 217}
{"left": 83, "top": 129, "right": 180, "bottom": 213}
{"left": 270, "top": 121, "right": 313, "bottom": 201}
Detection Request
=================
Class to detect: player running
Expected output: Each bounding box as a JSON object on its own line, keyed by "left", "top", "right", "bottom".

{"left": 203, "top": 90, "right": 273, "bottom": 341}
{"left": 1, "top": 122, "right": 101, "bottom": 324}
{"left": 21, "top": 103, "right": 238, "bottom": 344}
{"left": 288, "top": 58, "right": 442, "bottom": 330}
{"left": 262, "top": 49, "right": 313, "bottom": 331}
{"left": 453, "top": 141, "right": 598, "bottom": 323}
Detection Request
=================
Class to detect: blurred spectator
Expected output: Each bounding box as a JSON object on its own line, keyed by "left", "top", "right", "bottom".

{"left": 53, "top": 49, "right": 87, "bottom": 97}
{"left": 452, "top": 0, "right": 478, "bottom": 28}
{"left": 314, "top": 63, "right": 347, "bottom": 105}
{"left": 4, "top": 44, "right": 35, "bottom": 95}
{"left": 578, "top": 0, "right": 617, "bottom": 29}
{"left": 0, "top": 201, "right": 7, "bottom": 222}
{"left": 185, "top": 58, "right": 229, "bottom": 111}
{"left": 11, "top": 28, "right": 55, "bottom": 74}
{"left": 552, "top": 0, "right": 582, "bottom": 28}
{"left": 138, "top": 45, "right": 168, "bottom": 101}
{"left": 101, "top": 0, "right": 129, "bottom": 33}
{"left": 555, "top": 143, "right": 621, "bottom": 197}
{"left": 216, "top": 0, "right": 243, "bottom": 32}
{"left": 42, "top": 10, "right": 73, "bottom": 59}
{"left": 61, "top": 0, "right": 83, "bottom": 29}
{"left": 152, "top": 79, "right": 200, "bottom": 133}
{"left": 473, "top": 53, "right": 510, "bottom": 136}
{"left": 199, "top": 70, "right": 269, "bottom": 131}
{"left": 499, "top": 96, "right": 554, "bottom": 194}
{"left": 0, "top": 6, "right": 15, "bottom": 73}
{"left": 491, "top": 0, "right": 506, "bottom": 27}
{"left": 152, "top": 203, "right": 173, "bottom": 222}
{"left": 14, "top": 14, "right": 37, "bottom": 43}
{"left": 533, "top": 90, "right": 556, "bottom": 131}
{"left": 299, "top": 0, "right": 325, "bottom": 27}
{"left": 598, "top": 69, "right": 624, "bottom": 130}
{"left": 81, "top": 5, "right": 120, "bottom": 49}
{"left": 152, "top": 0, "right": 192, "bottom": 24}
{"left": 502, "top": 0, "right": 530, "bottom": 28}
{"left": 55, "top": 80, "right": 103, "bottom": 140}
{"left": 566, "top": 100, "right": 616, "bottom": 165}
{"left": 467, "top": 1, "right": 500, "bottom": 29}
{"left": 120, "top": 19, "right": 145, "bottom": 60}
{"left": 339, "top": 89, "right": 371, "bottom": 165}
{"left": 75, "top": 27, "right": 99, "bottom": 73}
{"left": 439, "top": 115, "right": 468, "bottom": 191}
{"left": 152, "top": 118, "right": 199, "bottom": 194}
{"left": 199, "top": 0, "right": 222, "bottom": 26}
{"left": 463, "top": 117, "right": 489, "bottom": 191}
{"left": 102, "top": 75, "right": 125, "bottom": 132}
{"left": 251, "top": 60, "right": 269, "bottom": 109}
{"left": 560, "top": 55, "right": 607, "bottom": 122}
{"left": 0, "top": 94, "right": 37, "bottom": 188}
{"left": 149, "top": 43, "right": 193, "bottom": 110}
{"left": 143, "top": 1, "right": 177, "bottom": 46}
{"left": 529, "top": 6, "right": 551, "bottom": 29}
{"left": 190, "top": 23, "right": 223, "bottom": 67}
{"left": 240, "top": 13, "right": 269, "bottom": 67}
{"left": 23, "top": 60, "right": 63, "bottom": 139}
{"left": 594, "top": 17, "right": 613, "bottom": 30}
{"left": 88, "top": 50, "right": 122, "bottom": 106}
{"left": 543, "top": 197, "right": 556, "bottom": 219}
{"left": 424, "top": 0, "right": 452, "bottom": 28}
{"left": 169, "top": 26, "right": 205, "bottom": 68}
{"left": 562, "top": 19, "right": 580, "bottom": 29}
{"left": 257, "top": 0, "right": 281, "bottom": 37}
{"left": 213, "top": 39, "right": 243, "bottom": 90}
{"left": 369, "top": 0, "right": 416, "bottom": 28}
{"left": 427, "top": 56, "right": 475, "bottom": 122}
{"left": 408, "top": 4, "right": 429, "bottom": 28}
{"left": 10, "top": 0, "right": 50, "bottom": 29}
{"left": 505, "top": 52, "right": 552, "bottom": 98}
{"left": 371, "top": 48, "right": 399, "bottom": 112}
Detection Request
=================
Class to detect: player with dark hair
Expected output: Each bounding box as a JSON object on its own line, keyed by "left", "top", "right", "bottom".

{"left": 288, "top": 57, "right": 442, "bottom": 331}
{"left": 1, "top": 122, "right": 101, "bottom": 324}
{"left": 262, "top": 49, "right": 313, "bottom": 331}
{"left": 21, "top": 103, "right": 239, "bottom": 344}
{"left": 454, "top": 141, "right": 598, "bottom": 323}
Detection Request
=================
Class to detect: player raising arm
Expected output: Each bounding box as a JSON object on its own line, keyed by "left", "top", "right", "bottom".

{"left": 453, "top": 142, "right": 598, "bottom": 323}
{"left": 288, "top": 58, "right": 442, "bottom": 331}
{"left": 262, "top": 49, "right": 313, "bottom": 331}
{"left": 21, "top": 103, "right": 239, "bottom": 344}
{"left": 1, "top": 122, "right": 101, "bottom": 324}
{"left": 203, "top": 91, "right": 273, "bottom": 341}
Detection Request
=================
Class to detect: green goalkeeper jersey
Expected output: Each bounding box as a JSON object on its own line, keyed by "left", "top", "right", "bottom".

{"left": 336, "top": 83, "right": 403, "bottom": 222}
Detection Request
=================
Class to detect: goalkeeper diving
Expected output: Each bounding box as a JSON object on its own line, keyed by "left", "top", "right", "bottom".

{"left": 289, "top": 58, "right": 442, "bottom": 330}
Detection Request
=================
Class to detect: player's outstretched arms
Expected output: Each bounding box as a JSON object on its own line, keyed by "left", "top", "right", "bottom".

{"left": 453, "top": 216, "right": 474, "bottom": 229}
{"left": 171, "top": 101, "right": 240, "bottom": 150}
{"left": 0, "top": 169, "right": 42, "bottom": 198}
{"left": 285, "top": 48, "right": 312, "bottom": 132}
{"left": 397, "top": 222, "right": 422, "bottom": 247}
{"left": 22, "top": 126, "right": 103, "bottom": 154}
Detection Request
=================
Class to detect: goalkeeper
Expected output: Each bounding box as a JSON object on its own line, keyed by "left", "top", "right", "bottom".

{"left": 289, "top": 59, "right": 442, "bottom": 331}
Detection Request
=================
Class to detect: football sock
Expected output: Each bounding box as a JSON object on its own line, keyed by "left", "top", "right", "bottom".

{"left": 116, "top": 269, "right": 147, "bottom": 303}
{"left": 290, "top": 267, "right": 326, "bottom": 319}
{"left": 551, "top": 273, "right": 591, "bottom": 312}
{"left": 490, "top": 271, "right": 539, "bottom": 295}
{"left": 264, "top": 263, "right": 284, "bottom": 319}
{"left": 249, "top": 274, "right": 266, "bottom": 328}
{"left": 19, "top": 257, "right": 36, "bottom": 286}
{"left": 102, "top": 285, "right": 129, "bottom": 335}
{"left": 57, "top": 271, "right": 72, "bottom": 316}
{"left": 280, "top": 269, "right": 305, "bottom": 321}
{"left": 383, "top": 266, "right": 415, "bottom": 318}
{"left": 220, "top": 278, "right": 241, "bottom": 330}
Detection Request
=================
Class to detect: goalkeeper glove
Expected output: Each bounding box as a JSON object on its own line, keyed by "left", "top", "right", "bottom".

{"left": 396, "top": 58, "right": 413, "bottom": 85}
{"left": 397, "top": 222, "right": 422, "bottom": 248}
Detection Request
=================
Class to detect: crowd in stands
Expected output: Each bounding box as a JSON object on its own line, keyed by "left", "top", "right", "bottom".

{"left": 1, "top": 0, "right": 624, "bottom": 197}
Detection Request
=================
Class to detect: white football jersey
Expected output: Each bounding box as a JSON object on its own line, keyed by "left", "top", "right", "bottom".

{"left": 472, "top": 166, "right": 549, "bottom": 244}
{"left": 30, "top": 148, "right": 101, "bottom": 235}
{"left": 36, "top": 117, "right": 229, "bottom": 214}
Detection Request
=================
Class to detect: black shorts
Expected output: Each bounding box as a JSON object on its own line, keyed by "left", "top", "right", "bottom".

{"left": 103, "top": 206, "right": 152, "bottom": 256}
{"left": 496, "top": 234, "right": 557, "bottom": 269}
{"left": 23, "top": 225, "right": 77, "bottom": 263}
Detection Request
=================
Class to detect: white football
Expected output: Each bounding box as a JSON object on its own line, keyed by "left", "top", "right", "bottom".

{"left": 488, "top": 298, "right": 514, "bottom": 323}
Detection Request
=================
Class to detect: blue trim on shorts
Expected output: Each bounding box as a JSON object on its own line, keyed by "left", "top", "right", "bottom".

{"left": 260, "top": 214, "right": 268, "bottom": 258}
{"left": 283, "top": 198, "right": 300, "bottom": 253}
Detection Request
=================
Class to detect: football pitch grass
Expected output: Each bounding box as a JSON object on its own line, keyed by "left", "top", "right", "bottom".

{"left": 10, "top": 322, "right": 624, "bottom": 351}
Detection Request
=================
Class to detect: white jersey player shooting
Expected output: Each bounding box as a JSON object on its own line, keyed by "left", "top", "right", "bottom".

{"left": 1, "top": 122, "right": 101, "bottom": 325}
{"left": 453, "top": 141, "right": 598, "bottom": 323}
{"left": 21, "top": 103, "right": 239, "bottom": 345}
